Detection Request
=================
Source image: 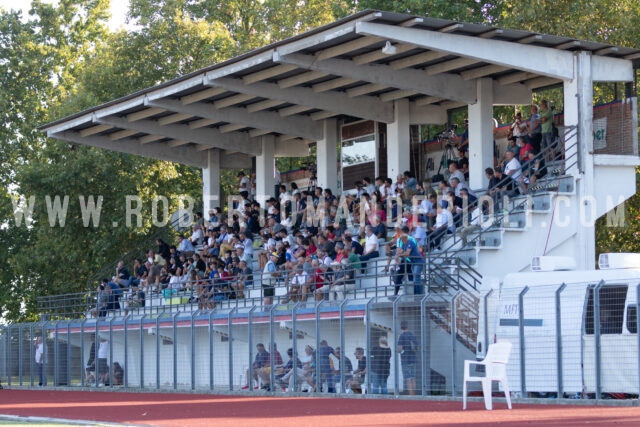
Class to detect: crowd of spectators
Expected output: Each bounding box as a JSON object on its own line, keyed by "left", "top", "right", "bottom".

{"left": 91, "top": 103, "right": 560, "bottom": 317}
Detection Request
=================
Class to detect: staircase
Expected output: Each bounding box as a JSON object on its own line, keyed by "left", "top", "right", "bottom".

{"left": 422, "top": 127, "right": 581, "bottom": 352}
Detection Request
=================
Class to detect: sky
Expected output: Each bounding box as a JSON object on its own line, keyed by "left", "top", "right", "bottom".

{"left": 0, "top": 0, "right": 129, "bottom": 31}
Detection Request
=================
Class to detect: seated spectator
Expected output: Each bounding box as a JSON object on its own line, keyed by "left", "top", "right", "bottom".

{"left": 283, "top": 264, "right": 309, "bottom": 303}
{"left": 123, "top": 287, "right": 145, "bottom": 316}
{"left": 190, "top": 225, "right": 204, "bottom": 246}
{"left": 316, "top": 259, "right": 355, "bottom": 301}
{"left": 242, "top": 343, "right": 270, "bottom": 390}
{"left": 448, "top": 162, "right": 466, "bottom": 186}
{"left": 275, "top": 348, "right": 302, "bottom": 391}
{"left": 347, "top": 347, "right": 366, "bottom": 394}
{"left": 103, "top": 362, "right": 124, "bottom": 386}
{"left": 231, "top": 260, "right": 252, "bottom": 299}
{"left": 281, "top": 345, "right": 315, "bottom": 392}
{"left": 177, "top": 234, "right": 195, "bottom": 256}
{"left": 359, "top": 225, "right": 380, "bottom": 273}
{"left": 114, "top": 260, "right": 131, "bottom": 288}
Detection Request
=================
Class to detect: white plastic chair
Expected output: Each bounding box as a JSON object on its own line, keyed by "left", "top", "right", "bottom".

{"left": 462, "top": 340, "right": 512, "bottom": 410}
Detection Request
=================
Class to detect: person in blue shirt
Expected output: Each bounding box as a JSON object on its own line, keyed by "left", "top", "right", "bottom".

{"left": 396, "top": 226, "right": 424, "bottom": 295}
{"left": 397, "top": 320, "right": 418, "bottom": 395}
{"left": 243, "top": 343, "right": 270, "bottom": 389}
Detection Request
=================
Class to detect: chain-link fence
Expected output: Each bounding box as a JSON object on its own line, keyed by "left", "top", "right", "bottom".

{"left": 2, "top": 280, "right": 638, "bottom": 399}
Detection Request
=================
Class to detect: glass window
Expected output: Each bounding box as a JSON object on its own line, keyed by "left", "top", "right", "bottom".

{"left": 627, "top": 306, "right": 637, "bottom": 334}
{"left": 584, "top": 285, "right": 627, "bottom": 335}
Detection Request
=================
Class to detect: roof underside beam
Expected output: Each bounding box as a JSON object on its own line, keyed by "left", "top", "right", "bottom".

{"left": 96, "top": 115, "right": 261, "bottom": 156}
{"left": 356, "top": 21, "right": 575, "bottom": 80}
{"left": 48, "top": 131, "right": 208, "bottom": 168}
{"left": 206, "top": 76, "right": 394, "bottom": 123}
{"left": 273, "top": 52, "right": 477, "bottom": 104}
{"left": 148, "top": 98, "right": 323, "bottom": 140}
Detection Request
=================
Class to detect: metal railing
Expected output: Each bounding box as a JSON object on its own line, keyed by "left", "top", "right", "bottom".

{"left": 3, "top": 281, "right": 638, "bottom": 402}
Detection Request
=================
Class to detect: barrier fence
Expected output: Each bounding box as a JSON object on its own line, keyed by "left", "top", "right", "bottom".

{"left": 2, "top": 282, "right": 639, "bottom": 400}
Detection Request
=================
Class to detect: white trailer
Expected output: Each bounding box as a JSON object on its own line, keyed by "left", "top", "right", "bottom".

{"left": 478, "top": 253, "right": 640, "bottom": 397}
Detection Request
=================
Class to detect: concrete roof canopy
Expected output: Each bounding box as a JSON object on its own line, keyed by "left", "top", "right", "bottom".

{"left": 40, "top": 10, "right": 640, "bottom": 168}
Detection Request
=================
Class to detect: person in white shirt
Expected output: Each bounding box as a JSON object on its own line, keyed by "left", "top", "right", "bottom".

{"left": 97, "top": 337, "right": 109, "bottom": 386}
{"left": 35, "top": 337, "right": 45, "bottom": 386}
{"left": 429, "top": 205, "right": 455, "bottom": 249}
{"left": 285, "top": 265, "right": 309, "bottom": 303}
{"left": 359, "top": 225, "right": 380, "bottom": 273}
{"left": 503, "top": 150, "right": 523, "bottom": 181}
{"left": 448, "top": 162, "right": 466, "bottom": 186}
{"left": 237, "top": 171, "right": 250, "bottom": 194}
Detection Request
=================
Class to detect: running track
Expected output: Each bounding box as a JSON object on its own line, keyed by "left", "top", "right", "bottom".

{"left": 1, "top": 389, "right": 639, "bottom": 426}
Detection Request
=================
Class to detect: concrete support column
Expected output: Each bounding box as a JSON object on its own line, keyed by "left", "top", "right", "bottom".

{"left": 316, "top": 118, "right": 338, "bottom": 192}
{"left": 202, "top": 149, "right": 221, "bottom": 211}
{"left": 468, "top": 78, "right": 494, "bottom": 190}
{"left": 564, "top": 51, "right": 595, "bottom": 270}
{"left": 256, "top": 134, "right": 276, "bottom": 200}
{"left": 387, "top": 99, "right": 410, "bottom": 179}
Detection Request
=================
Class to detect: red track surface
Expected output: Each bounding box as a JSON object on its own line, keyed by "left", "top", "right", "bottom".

{"left": 1, "top": 389, "right": 639, "bottom": 426}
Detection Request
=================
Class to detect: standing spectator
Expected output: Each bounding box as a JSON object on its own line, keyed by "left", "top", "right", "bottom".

{"left": 97, "top": 337, "right": 109, "bottom": 387}
{"left": 526, "top": 104, "right": 542, "bottom": 153}
{"left": 316, "top": 340, "right": 336, "bottom": 393}
{"left": 35, "top": 336, "right": 45, "bottom": 386}
{"left": 397, "top": 227, "right": 424, "bottom": 295}
{"left": 90, "top": 284, "right": 108, "bottom": 318}
{"left": 156, "top": 239, "right": 171, "bottom": 264}
{"left": 397, "top": 321, "right": 418, "bottom": 395}
{"left": 330, "top": 346, "right": 353, "bottom": 393}
{"left": 538, "top": 100, "right": 554, "bottom": 155}
{"left": 262, "top": 252, "right": 280, "bottom": 305}
{"left": 85, "top": 334, "right": 96, "bottom": 384}
{"left": 370, "top": 336, "right": 392, "bottom": 395}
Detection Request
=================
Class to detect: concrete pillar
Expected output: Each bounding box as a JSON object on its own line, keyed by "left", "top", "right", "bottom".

{"left": 387, "top": 99, "right": 411, "bottom": 180}
{"left": 256, "top": 134, "right": 276, "bottom": 201}
{"left": 202, "top": 149, "right": 221, "bottom": 211}
{"left": 316, "top": 118, "right": 338, "bottom": 192}
{"left": 468, "top": 78, "right": 495, "bottom": 190}
{"left": 564, "top": 51, "right": 595, "bottom": 270}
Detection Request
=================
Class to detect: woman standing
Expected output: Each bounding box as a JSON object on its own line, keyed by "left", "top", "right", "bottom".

{"left": 369, "top": 336, "right": 392, "bottom": 395}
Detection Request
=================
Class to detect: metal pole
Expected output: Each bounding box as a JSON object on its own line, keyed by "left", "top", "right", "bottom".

{"left": 19, "top": 324, "right": 24, "bottom": 387}
{"left": 209, "top": 310, "right": 215, "bottom": 390}
{"left": 593, "top": 280, "right": 604, "bottom": 400}
{"left": 66, "top": 322, "right": 71, "bottom": 387}
{"left": 518, "top": 286, "right": 529, "bottom": 396}
{"left": 123, "top": 314, "right": 131, "bottom": 389}
{"left": 555, "top": 283, "right": 567, "bottom": 397}
{"left": 315, "top": 299, "right": 324, "bottom": 392}
{"left": 54, "top": 320, "right": 60, "bottom": 387}
{"left": 420, "top": 294, "right": 430, "bottom": 396}
{"left": 191, "top": 311, "right": 198, "bottom": 391}
{"left": 450, "top": 292, "right": 460, "bottom": 397}
{"left": 365, "top": 298, "right": 374, "bottom": 394}
{"left": 108, "top": 317, "right": 115, "bottom": 389}
{"left": 392, "top": 293, "right": 401, "bottom": 396}
{"left": 247, "top": 306, "right": 257, "bottom": 391}
{"left": 8, "top": 325, "right": 13, "bottom": 387}
{"left": 155, "top": 314, "right": 161, "bottom": 389}
{"left": 80, "top": 319, "right": 87, "bottom": 387}
{"left": 269, "top": 305, "right": 276, "bottom": 391}
{"left": 339, "top": 299, "right": 348, "bottom": 393}
{"left": 228, "top": 307, "right": 236, "bottom": 391}
{"left": 483, "top": 290, "right": 493, "bottom": 357}
{"left": 292, "top": 302, "right": 299, "bottom": 392}
{"left": 139, "top": 314, "right": 147, "bottom": 388}
{"left": 636, "top": 283, "right": 640, "bottom": 399}
{"left": 173, "top": 312, "right": 179, "bottom": 390}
